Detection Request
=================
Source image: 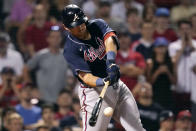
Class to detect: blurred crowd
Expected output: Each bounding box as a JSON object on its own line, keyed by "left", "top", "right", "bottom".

{"left": 0, "top": 0, "right": 196, "bottom": 131}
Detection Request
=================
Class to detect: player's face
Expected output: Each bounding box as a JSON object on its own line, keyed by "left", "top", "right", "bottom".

{"left": 69, "top": 23, "right": 88, "bottom": 39}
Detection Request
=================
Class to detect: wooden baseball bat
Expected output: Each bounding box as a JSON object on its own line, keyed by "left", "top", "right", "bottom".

{"left": 89, "top": 81, "right": 110, "bottom": 126}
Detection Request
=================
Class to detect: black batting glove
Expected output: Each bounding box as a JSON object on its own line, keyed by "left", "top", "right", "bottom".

{"left": 105, "top": 63, "right": 120, "bottom": 85}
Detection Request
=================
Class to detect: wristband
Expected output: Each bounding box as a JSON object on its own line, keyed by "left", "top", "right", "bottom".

{"left": 96, "top": 78, "right": 105, "bottom": 87}
{"left": 106, "top": 51, "right": 116, "bottom": 66}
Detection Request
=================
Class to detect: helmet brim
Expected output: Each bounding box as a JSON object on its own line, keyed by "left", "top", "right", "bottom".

{"left": 67, "top": 16, "right": 88, "bottom": 28}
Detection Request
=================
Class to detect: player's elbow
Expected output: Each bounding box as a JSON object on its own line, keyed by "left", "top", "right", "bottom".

{"left": 78, "top": 72, "right": 97, "bottom": 87}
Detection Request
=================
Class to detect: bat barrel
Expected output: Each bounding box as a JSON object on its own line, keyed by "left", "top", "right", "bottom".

{"left": 89, "top": 97, "right": 103, "bottom": 126}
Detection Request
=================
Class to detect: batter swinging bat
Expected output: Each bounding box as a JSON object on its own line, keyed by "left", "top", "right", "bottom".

{"left": 89, "top": 81, "right": 110, "bottom": 126}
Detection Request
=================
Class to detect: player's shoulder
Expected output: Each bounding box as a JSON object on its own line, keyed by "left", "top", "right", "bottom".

{"left": 64, "top": 35, "right": 84, "bottom": 50}
{"left": 89, "top": 19, "right": 108, "bottom": 27}
{"left": 63, "top": 36, "right": 82, "bottom": 57}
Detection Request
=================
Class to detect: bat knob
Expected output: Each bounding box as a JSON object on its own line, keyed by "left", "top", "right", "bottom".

{"left": 89, "top": 117, "right": 97, "bottom": 126}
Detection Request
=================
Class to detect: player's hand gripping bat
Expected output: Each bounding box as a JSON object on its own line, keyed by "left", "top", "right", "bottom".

{"left": 89, "top": 81, "right": 110, "bottom": 126}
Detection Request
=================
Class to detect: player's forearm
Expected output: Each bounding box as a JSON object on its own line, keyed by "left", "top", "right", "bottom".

{"left": 105, "top": 37, "right": 117, "bottom": 54}
{"left": 105, "top": 37, "right": 117, "bottom": 65}
{"left": 78, "top": 72, "right": 104, "bottom": 87}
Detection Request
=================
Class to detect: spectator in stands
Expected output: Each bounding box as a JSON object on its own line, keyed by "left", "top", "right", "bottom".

{"left": 9, "top": 0, "right": 35, "bottom": 26}
{"left": 142, "top": 3, "right": 156, "bottom": 22}
{"left": 0, "top": 33, "right": 24, "bottom": 83}
{"left": 71, "top": 97, "right": 82, "bottom": 128}
{"left": 134, "top": 82, "right": 163, "bottom": 131}
{"left": 189, "top": 50, "right": 196, "bottom": 130}
{"left": 1, "top": 107, "right": 16, "bottom": 131}
{"left": 63, "top": 127, "right": 72, "bottom": 131}
{"left": 55, "top": 89, "right": 73, "bottom": 120}
{"left": 175, "top": 110, "right": 192, "bottom": 131}
{"left": 34, "top": 104, "right": 59, "bottom": 129}
{"left": 154, "top": 0, "right": 178, "bottom": 8}
{"left": 35, "top": 125, "right": 50, "bottom": 131}
{"left": 65, "top": 69, "right": 78, "bottom": 94}
{"left": 25, "top": 4, "right": 53, "bottom": 57}
{"left": 96, "top": 0, "right": 125, "bottom": 32}
{"left": 153, "top": 8, "right": 177, "bottom": 42}
{"left": 126, "top": 8, "right": 142, "bottom": 42}
{"left": 31, "top": 86, "right": 45, "bottom": 107}
{"left": 191, "top": 14, "right": 196, "bottom": 40}
{"left": 116, "top": 30, "right": 146, "bottom": 90}
{"left": 111, "top": 0, "right": 143, "bottom": 22}
{"left": 82, "top": 0, "right": 98, "bottom": 19}
{"left": 6, "top": 113, "right": 24, "bottom": 131}
{"left": 48, "top": 0, "right": 70, "bottom": 23}
{"left": 147, "top": 37, "right": 175, "bottom": 110}
{"left": 7, "top": 0, "right": 36, "bottom": 46}
{"left": 15, "top": 83, "right": 41, "bottom": 126}
{"left": 1, "top": 0, "right": 17, "bottom": 22}
{"left": 0, "top": 32, "right": 15, "bottom": 50}
{"left": 159, "top": 110, "right": 174, "bottom": 131}
{"left": 0, "top": 67, "right": 20, "bottom": 107}
{"left": 132, "top": 21, "right": 154, "bottom": 60}
{"left": 23, "top": 25, "right": 68, "bottom": 103}
{"left": 57, "top": 90, "right": 79, "bottom": 128}
{"left": 169, "top": 20, "right": 196, "bottom": 112}
{"left": 171, "top": 0, "right": 196, "bottom": 23}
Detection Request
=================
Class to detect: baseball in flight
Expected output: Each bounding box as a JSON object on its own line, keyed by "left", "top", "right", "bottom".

{"left": 104, "top": 107, "right": 114, "bottom": 117}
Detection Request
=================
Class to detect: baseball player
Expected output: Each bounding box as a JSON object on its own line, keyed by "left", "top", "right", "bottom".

{"left": 62, "top": 4, "right": 145, "bottom": 131}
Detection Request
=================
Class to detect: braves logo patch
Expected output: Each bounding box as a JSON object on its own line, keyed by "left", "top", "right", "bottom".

{"left": 84, "top": 37, "right": 106, "bottom": 62}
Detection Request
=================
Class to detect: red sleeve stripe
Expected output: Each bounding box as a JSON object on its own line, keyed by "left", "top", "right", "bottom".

{"left": 104, "top": 32, "right": 116, "bottom": 42}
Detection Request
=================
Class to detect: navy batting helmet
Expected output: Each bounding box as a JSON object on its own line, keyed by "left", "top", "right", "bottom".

{"left": 62, "top": 4, "right": 88, "bottom": 28}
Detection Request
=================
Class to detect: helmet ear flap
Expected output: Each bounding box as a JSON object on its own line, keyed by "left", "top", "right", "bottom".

{"left": 62, "top": 24, "right": 70, "bottom": 32}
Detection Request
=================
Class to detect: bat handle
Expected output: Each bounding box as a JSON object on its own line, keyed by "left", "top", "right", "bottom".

{"left": 100, "top": 81, "right": 109, "bottom": 98}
